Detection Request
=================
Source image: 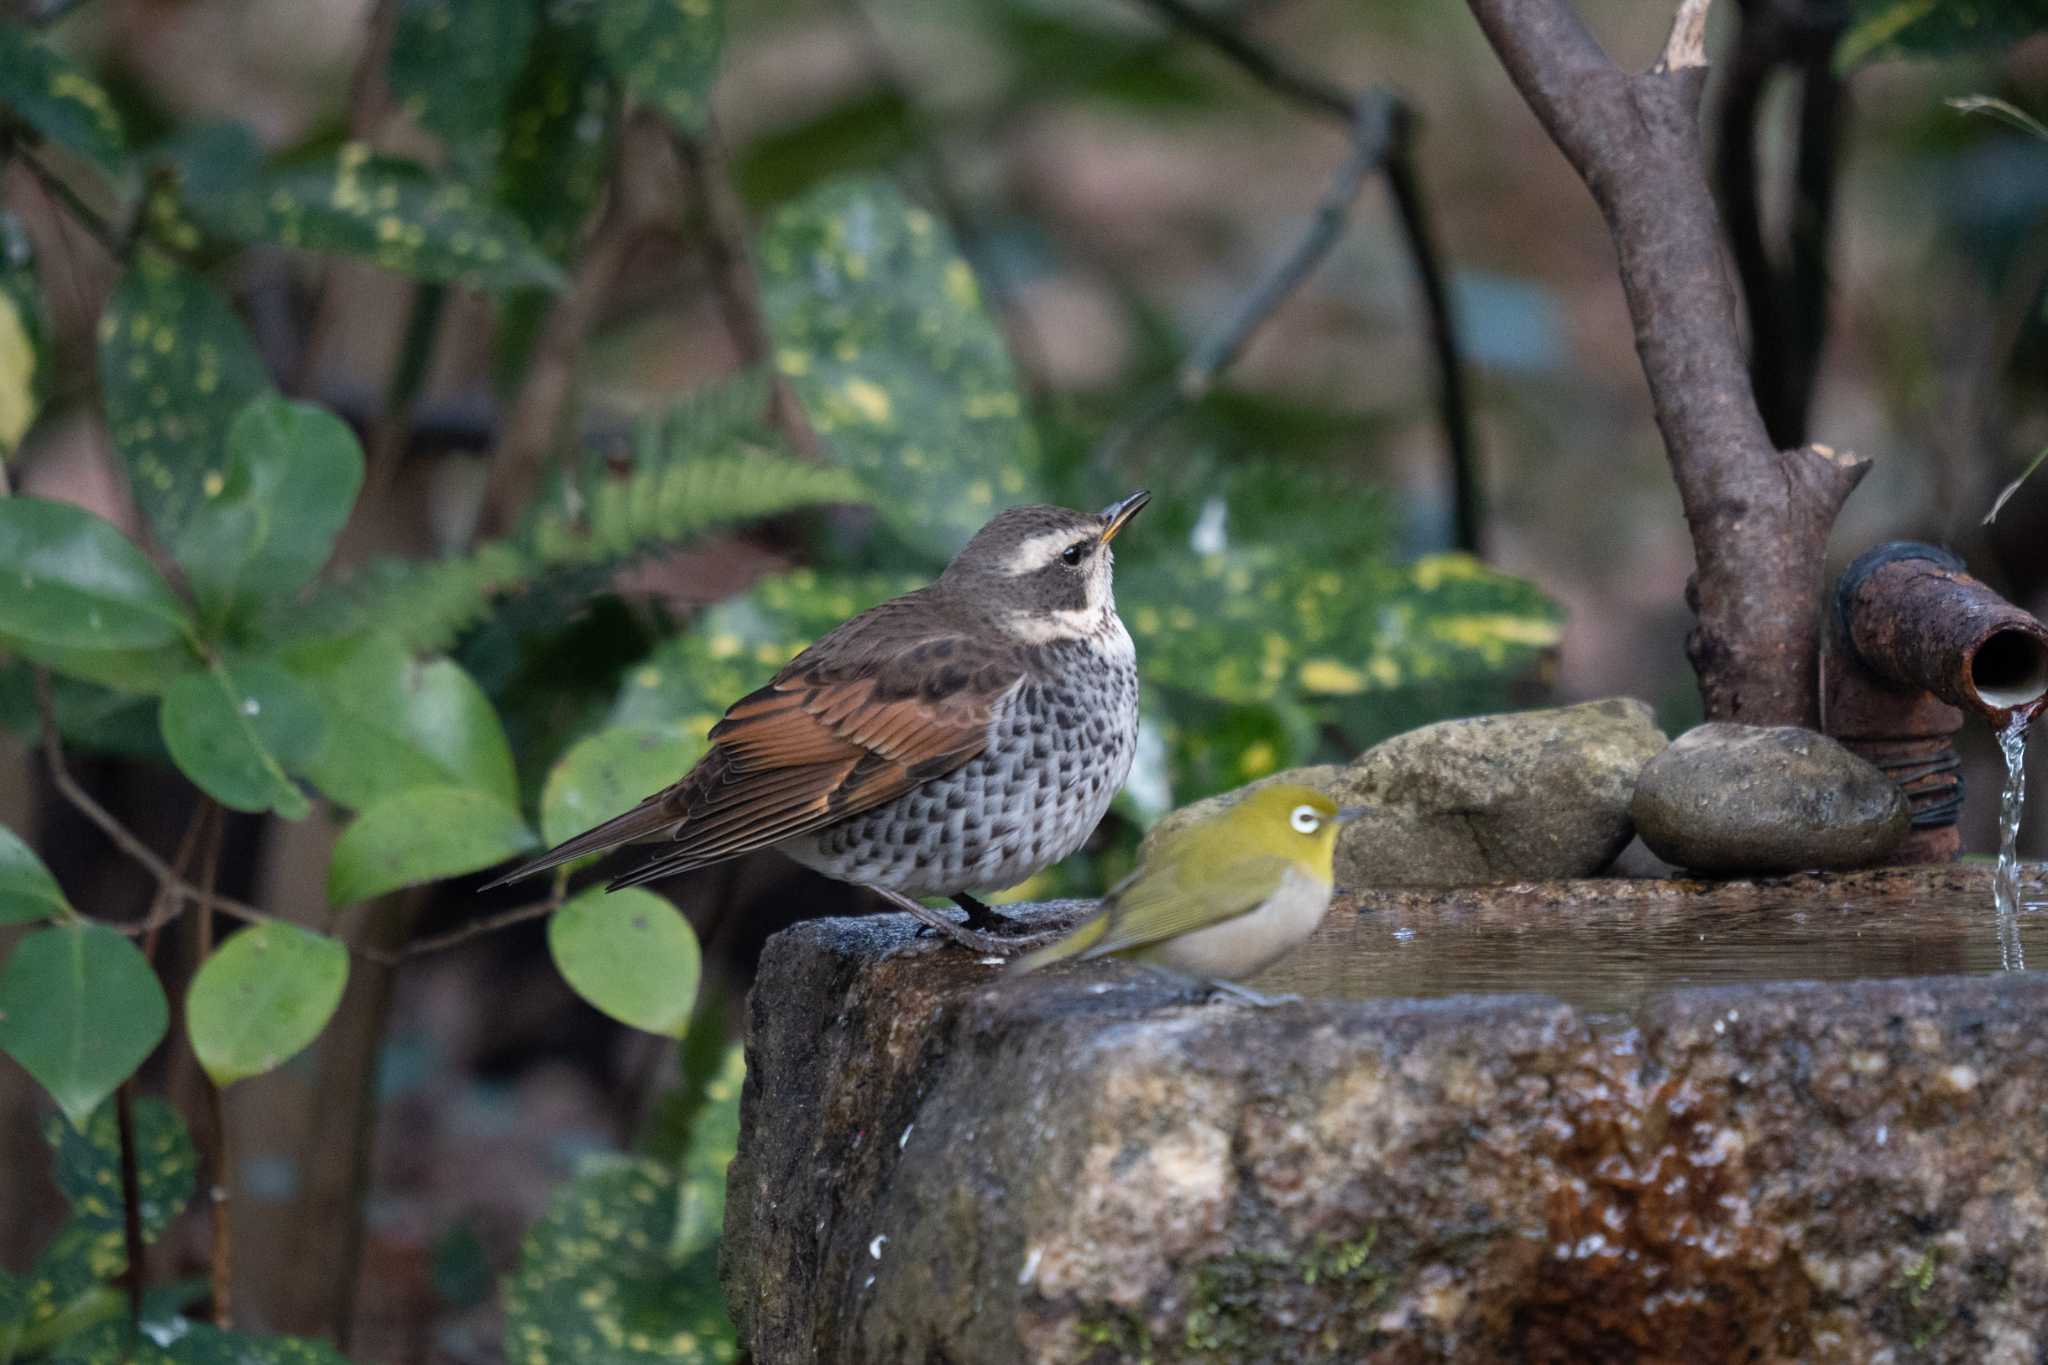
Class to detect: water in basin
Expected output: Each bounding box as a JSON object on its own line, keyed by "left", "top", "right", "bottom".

{"left": 1253, "top": 869, "right": 2048, "bottom": 1020}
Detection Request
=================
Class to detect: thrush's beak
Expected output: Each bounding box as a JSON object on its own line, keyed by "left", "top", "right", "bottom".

{"left": 1335, "top": 805, "right": 1374, "bottom": 824}
{"left": 1098, "top": 489, "right": 1151, "bottom": 545}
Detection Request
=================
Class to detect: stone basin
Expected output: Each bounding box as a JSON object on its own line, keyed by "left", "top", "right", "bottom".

{"left": 721, "top": 866, "right": 2048, "bottom": 1362}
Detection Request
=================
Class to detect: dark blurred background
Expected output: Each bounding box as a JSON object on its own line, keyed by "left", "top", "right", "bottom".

{"left": 3, "top": 0, "right": 2046, "bottom": 1358}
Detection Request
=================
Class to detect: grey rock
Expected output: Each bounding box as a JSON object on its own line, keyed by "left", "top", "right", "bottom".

{"left": 1631, "top": 722, "right": 1908, "bottom": 875}
{"left": 1335, "top": 697, "right": 1667, "bottom": 885}
{"left": 723, "top": 885, "right": 2048, "bottom": 1363}
{"left": 1139, "top": 701, "right": 1667, "bottom": 889}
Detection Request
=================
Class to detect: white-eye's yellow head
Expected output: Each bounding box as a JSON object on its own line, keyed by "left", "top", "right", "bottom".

{"left": 1181, "top": 783, "right": 1364, "bottom": 886}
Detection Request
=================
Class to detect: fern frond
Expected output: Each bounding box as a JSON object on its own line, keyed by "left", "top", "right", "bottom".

{"left": 279, "top": 388, "right": 867, "bottom": 654}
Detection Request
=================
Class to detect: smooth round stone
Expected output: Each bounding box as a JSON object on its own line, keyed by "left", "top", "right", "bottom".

{"left": 1631, "top": 723, "right": 1908, "bottom": 876}
{"left": 1144, "top": 699, "right": 1669, "bottom": 887}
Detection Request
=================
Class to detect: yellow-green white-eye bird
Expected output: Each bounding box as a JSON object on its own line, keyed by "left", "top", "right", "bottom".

{"left": 1011, "top": 783, "right": 1364, "bottom": 998}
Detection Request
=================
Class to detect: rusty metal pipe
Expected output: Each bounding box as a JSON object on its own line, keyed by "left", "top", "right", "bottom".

{"left": 1825, "top": 542, "right": 2048, "bottom": 862}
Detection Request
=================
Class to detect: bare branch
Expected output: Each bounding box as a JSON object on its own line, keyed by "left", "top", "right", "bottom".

{"left": 1466, "top": 0, "right": 1868, "bottom": 725}
{"left": 33, "top": 668, "right": 281, "bottom": 932}
{"left": 12, "top": 143, "right": 124, "bottom": 257}
{"left": 1130, "top": 0, "right": 1350, "bottom": 120}
{"left": 1659, "top": 0, "right": 1715, "bottom": 72}
{"left": 672, "top": 122, "right": 818, "bottom": 455}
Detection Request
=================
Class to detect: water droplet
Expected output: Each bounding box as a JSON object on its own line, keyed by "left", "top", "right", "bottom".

{"left": 868, "top": 1234, "right": 887, "bottom": 1260}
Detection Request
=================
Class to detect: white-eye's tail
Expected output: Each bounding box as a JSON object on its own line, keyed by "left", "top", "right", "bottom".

{"left": 1009, "top": 909, "right": 1111, "bottom": 974}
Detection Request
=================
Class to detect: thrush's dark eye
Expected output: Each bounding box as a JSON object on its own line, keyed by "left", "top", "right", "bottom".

{"left": 1060, "top": 542, "right": 1089, "bottom": 567}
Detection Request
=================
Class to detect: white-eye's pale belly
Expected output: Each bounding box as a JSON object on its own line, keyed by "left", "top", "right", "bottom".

{"left": 1139, "top": 866, "right": 1336, "bottom": 980}
{"left": 778, "top": 634, "right": 1139, "bottom": 895}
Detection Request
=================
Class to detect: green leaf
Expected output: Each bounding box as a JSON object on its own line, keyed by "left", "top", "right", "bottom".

{"left": 540, "top": 726, "right": 705, "bottom": 848}
{"left": 0, "top": 230, "right": 44, "bottom": 458}
{"left": 1121, "top": 550, "right": 1563, "bottom": 707}
{"left": 595, "top": 0, "right": 724, "bottom": 133}
{"left": 548, "top": 888, "right": 702, "bottom": 1038}
{"left": 0, "top": 639, "right": 200, "bottom": 695}
{"left": 170, "top": 395, "right": 365, "bottom": 634}
{"left": 98, "top": 252, "right": 275, "bottom": 543}
{"left": 504, "top": 1157, "right": 736, "bottom": 1364}
{"left": 669, "top": 1043, "right": 743, "bottom": 1258}
{"left": 0, "top": 24, "right": 127, "bottom": 174}
{"left": 389, "top": 0, "right": 539, "bottom": 173}
{"left": 281, "top": 440, "right": 867, "bottom": 655}
{"left": 49, "top": 1097, "right": 196, "bottom": 1239}
{"left": 759, "top": 176, "right": 1047, "bottom": 561}
{"left": 0, "top": 922, "right": 168, "bottom": 1130}
{"left": 0, "top": 823, "right": 71, "bottom": 925}
{"left": 495, "top": 8, "right": 618, "bottom": 261}
{"left": 732, "top": 87, "right": 912, "bottom": 210}
{"left": 1154, "top": 693, "right": 1317, "bottom": 804}
{"left": 185, "top": 922, "right": 348, "bottom": 1086}
{"left": 1838, "top": 0, "right": 2048, "bottom": 66}
{"left": 281, "top": 631, "right": 517, "bottom": 810}
{"left": 0, "top": 498, "right": 192, "bottom": 651}
{"left": 610, "top": 569, "right": 921, "bottom": 732}
{"left": 46, "top": 1319, "right": 351, "bottom": 1363}
{"left": 160, "top": 661, "right": 322, "bottom": 819}
{"left": 326, "top": 783, "right": 536, "bottom": 904}
{"left": 179, "top": 145, "right": 567, "bottom": 291}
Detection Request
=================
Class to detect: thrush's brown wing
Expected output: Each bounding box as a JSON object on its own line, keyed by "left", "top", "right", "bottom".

{"left": 484, "top": 595, "right": 1025, "bottom": 890}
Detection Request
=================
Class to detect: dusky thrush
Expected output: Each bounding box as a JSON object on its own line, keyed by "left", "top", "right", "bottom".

{"left": 485, "top": 491, "right": 1150, "bottom": 950}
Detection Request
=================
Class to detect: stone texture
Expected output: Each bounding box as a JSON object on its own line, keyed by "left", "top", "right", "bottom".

{"left": 723, "top": 881, "right": 2048, "bottom": 1363}
{"left": 1632, "top": 722, "right": 1908, "bottom": 875}
{"left": 1143, "top": 699, "right": 1666, "bottom": 887}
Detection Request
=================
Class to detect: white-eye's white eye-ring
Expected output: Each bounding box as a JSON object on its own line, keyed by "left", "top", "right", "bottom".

{"left": 1060, "top": 543, "right": 1086, "bottom": 566}
{"left": 1289, "top": 805, "right": 1322, "bottom": 834}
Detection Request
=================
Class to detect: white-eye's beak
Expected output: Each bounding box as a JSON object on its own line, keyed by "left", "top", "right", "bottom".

{"left": 1098, "top": 489, "right": 1151, "bottom": 545}
{"left": 1335, "top": 805, "right": 1373, "bottom": 824}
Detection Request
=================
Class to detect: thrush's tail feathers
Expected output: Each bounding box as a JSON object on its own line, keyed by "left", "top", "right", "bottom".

{"left": 1009, "top": 910, "right": 1112, "bottom": 974}
{"left": 478, "top": 797, "right": 676, "bottom": 890}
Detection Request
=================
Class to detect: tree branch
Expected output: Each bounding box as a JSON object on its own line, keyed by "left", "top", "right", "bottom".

{"left": 671, "top": 122, "right": 818, "bottom": 455}
{"left": 33, "top": 669, "right": 280, "bottom": 933}
{"left": 1115, "top": 0, "right": 1482, "bottom": 552}
{"left": 1466, "top": 0, "right": 1867, "bottom": 726}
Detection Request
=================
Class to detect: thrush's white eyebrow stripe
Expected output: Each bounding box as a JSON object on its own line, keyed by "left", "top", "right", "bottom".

{"left": 1002, "top": 528, "right": 1085, "bottom": 576}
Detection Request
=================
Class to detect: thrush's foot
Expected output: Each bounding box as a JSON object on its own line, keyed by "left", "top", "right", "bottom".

{"left": 871, "top": 886, "right": 1015, "bottom": 954}
{"left": 952, "top": 892, "right": 1018, "bottom": 932}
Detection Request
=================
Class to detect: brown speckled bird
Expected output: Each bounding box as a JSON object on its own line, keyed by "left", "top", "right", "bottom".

{"left": 485, "top": 492, "right": 1150, "bottom": 949}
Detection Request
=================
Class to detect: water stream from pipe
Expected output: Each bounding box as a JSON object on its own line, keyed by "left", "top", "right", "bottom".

{"left": 1996, "top": 710, "right": 2037, "bottom": 971}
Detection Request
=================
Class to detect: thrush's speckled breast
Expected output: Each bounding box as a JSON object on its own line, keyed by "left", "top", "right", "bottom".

{"left": 486, "top": 492, "right": 1150, "bottom": 945}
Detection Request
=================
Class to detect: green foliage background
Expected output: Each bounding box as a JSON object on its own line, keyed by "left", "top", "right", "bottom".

{"left": 3, "top": 0, "right": 2037, "bottom": 1355}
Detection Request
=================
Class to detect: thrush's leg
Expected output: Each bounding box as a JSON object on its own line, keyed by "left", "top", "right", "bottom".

{"left": 867, "top": 885, "right": 1011, "bottom": 954}
{"left": 951, "top": 892, "right": 1018, "bottom": 932}
{"left": 869, "top": 887, "right": 1063, "bottom": 954}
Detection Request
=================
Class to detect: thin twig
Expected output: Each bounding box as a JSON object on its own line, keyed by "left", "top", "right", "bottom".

{"left": 291, "top": 0, "right": 401, "bottom": 397}
{"left": 481, "top": 113, "right": 668, "bottom": 537}
{"left": 671, "top": 121, "right": 818, "bottom": 455}
{"left": 1130, "top": 0, "right": 1350, "bottom": 119}
{"left": 115, "top": 1084, "right": 145, "bottom": 1324}
{"left": 1182, "top": 96, "right": 1394, "bottom": 398}
{"left": 1383, "top": 120, "right": 1482, "bottom": 556}
{"left": 1109, "top": 0, "right": 1482, "bottom": 551}
{"left": 13, "top": 144, "right": 123, "bottom": 257}
{"left": 1099, "top": 94, "right": 1396, "bottom": 461}
{"left": 371, "top": 889, "right": 564, "bottom": 963}
{"left": 194, "top": 805, "right": 234, "bottom": 1329}
{"left": 32, "top": 669, "right": 280, "bottom": 933}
